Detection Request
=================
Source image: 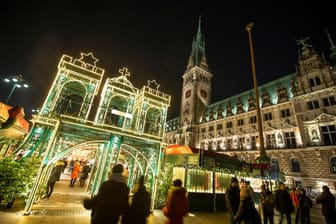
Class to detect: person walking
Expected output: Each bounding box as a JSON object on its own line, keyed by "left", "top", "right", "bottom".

{"left": 44, "top": 160, "right": 64, "bottom": 199}
{"left": 123, "top": 175, "right": 151, "bottom": 224}
{"left": 163, "top": 179, "right": 189, "bottom": 224}
{"left": 79, "top": 162, "right": 91, "bottom": 187}
{"left": 69, "top": 161, "right": 80, "bottom": 187}
{"left": 290, "top": 188, "right": 300, "bottom": 224}
{"left": 234, "top": 182, "right": 262, "bottom": 224}
{"left": 225, "top": 177, "right": 240, "bottom": 224}
{"left": 259, "top": 184, "right": 275, "bottom": 224}
{"left": 316, "top": 185, "right": 336, "bottom": 224}
{"left": 298, "top": 188, "right": 312, "bottom": 224}
{"left": 83, "top": 164, "right": 130, "bottom": 224}
{"left": 274, "top": 182, "right": 294, "bottom": 224}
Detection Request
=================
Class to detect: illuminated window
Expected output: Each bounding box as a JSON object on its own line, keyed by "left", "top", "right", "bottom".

{"left": 280, "top": 108, "right": 291, "bottom": 118}
{"left": 266, "top": 134, "right": 276, "bottom": 148}
{"left": 331, "top": 157, "right": 336, "bottom": 174}
{"left": 237, "top": 119, "right": 244, "bottom": 126}
{"left": 321, "top": 125, "right": 336, "bottom": 146}
{"left": 307, "top": 100, "right": 320, "bottom": 110}
{"left": 322, "top": 96, "right": 336, "bottom": 107}
{"left": 264, "top": 112, "right": 273, "bottom": 121}
{"left": 291, "top": 158, "right": 301, "bottom": 173}
{"left": 238, "top": 137, "right": 244, "bottom": 149}
{"left": 309, "top": 76, "right": 321, "bottom": 87}
{"left": 249, "top": 116, "right": 257, "bottom": 124}
{"left": 284, "top": 131, "right": 296, "bottom": 148}
{"left": 251, "top": 136, "right": 258, "bottom": 150}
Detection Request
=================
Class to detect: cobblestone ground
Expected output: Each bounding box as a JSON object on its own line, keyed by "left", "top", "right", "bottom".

{"left": 0, "top": 172, "right": 325, "bottom": 224}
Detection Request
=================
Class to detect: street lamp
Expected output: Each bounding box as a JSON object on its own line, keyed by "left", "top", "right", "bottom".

{"left": 3, "top": 74, "right": 29, "bottom": 104}
{"left": 245, "top": 22, "right": 269, "bottom": 164}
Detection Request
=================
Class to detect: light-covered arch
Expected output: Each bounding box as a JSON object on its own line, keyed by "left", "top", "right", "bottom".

{"left": 55, "top": 80, "right": 87, "bottom": 116}
{"left": 144, "top": 106, "right": 163, "bottom": 135}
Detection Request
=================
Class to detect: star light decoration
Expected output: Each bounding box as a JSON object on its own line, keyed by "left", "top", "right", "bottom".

{"left": 147, "top": 79, "right": 160, "bottom": 90}
{"left": 79, "top": 52, "right": 99, "bottom": 66}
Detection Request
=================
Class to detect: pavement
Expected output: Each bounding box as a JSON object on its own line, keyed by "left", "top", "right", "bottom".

{"left": 0, "top": 172, "right": 325, "bottom": 224}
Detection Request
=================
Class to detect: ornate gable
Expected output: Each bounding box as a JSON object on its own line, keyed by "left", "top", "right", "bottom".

{"left": 304, "top": 113, "right": 336, "bottom": 125}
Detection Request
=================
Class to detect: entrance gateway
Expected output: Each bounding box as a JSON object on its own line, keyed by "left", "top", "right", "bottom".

{"left": 19, "top": 52, "right": 171, "bottom": 214}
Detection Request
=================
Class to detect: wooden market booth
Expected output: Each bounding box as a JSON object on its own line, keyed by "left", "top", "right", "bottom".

{"left": 164, "top": 144, "right": 281, "bottom": 211}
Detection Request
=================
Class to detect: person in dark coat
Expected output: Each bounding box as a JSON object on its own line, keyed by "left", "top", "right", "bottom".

{"left": 83, "top": 164, "right": 129, "bottom": 224}
{"left": 44, "top": 160, "right": 64, "bottom": 198}
{"left": 274, "top": 182, "right": 294, "bottom": 224}
{"left": 79, "top": 162, "right": 91, "bottom": 187}
{"left": 298, "top": 188, "right": 312, "bottom": 224}
{"left": 316, "top": 185, "right": 336, "bottom": 224}
{"left": 234, "top": 184, "right": 262, "bottom": 224}
{"left": 123, "top": 175, "right": 151, "bottom": 224}
{"left": 259, "top": 184, "right": 275, "bottom": 224}
{"left": 225, "top": 177, "right": 240, "bottom": 224}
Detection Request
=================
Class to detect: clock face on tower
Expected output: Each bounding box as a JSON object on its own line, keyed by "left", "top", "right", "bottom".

{"left": 201, "top": 89, "right": 207, "bottom": 99}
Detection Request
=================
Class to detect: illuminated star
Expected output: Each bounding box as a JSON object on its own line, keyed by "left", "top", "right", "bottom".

{"left": 79, "top": 52, "right": 99, "bottom": 66}
{"left": 147, "top": 79, "right": 160, "bottom": 89}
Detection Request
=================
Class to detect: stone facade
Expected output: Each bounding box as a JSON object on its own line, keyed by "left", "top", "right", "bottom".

{"left": 164, "top": 19, "right": 336, "bottom": 193}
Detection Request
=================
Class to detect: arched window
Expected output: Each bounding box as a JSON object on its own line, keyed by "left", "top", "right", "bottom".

{"left": 270, "top": 158, "right": 279, "bottom": 170}
{"left": 331, "top": 157, "right": 336, "bottom": 174}
{"left": 291, "top": 158, "right": 301, "bottom": 172}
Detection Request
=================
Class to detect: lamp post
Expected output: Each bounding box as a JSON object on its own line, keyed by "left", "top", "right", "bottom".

{"left": 4, "top": 74, "right": 29, "bottom": 104}
{"left": 245, "top": 22, "right": 269, "bottom": 164}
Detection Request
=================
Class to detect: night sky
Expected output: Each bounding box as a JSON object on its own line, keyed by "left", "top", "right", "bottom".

{"left": 0, "top": 1, "right": 334, "bottom": 120}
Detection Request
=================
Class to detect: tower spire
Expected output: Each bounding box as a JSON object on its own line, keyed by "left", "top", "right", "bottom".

{"left": 196, "top": 15, "right": 202, "bottom": 42}
{"left": 326, "top": 28, "right": 336, "bottom": 62}
{"left": 185, "top": 15, "right": 209, "bottom": 72}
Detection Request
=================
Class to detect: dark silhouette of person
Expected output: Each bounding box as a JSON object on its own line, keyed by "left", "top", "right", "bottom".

{"left": 234, "top": 184, "right": 261, "bottom": 224}
{"left": 316, "top": 185, "right": 336, "bottom": 224}
{"left": 298, "top": 188, "right": 312, "bottom": 224}
{"left": 259, "top": 184, "right": 275, "bottom": 224}
{"left": 83, "top": 164, "right": 129, "bottom": 224}
{"left": 79, "top": 162, "right": 91, "bottom": 187}
{"left": 225, "top": 177, "right": 240, "bottom": 224}
{"left": 163, "top": 179, "right": 189, "bottom": 224}
{"left": 275, "top": 182, "right": 294, "bottom": 224}
{"left": 122, "top": 175, "right": 151, "bottom": 224}
{"left": 44, "top": 160, "right": 64, "bottom": 199}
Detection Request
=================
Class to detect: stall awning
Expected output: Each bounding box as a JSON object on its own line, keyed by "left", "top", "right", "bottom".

{"left": 165, "top": 144, "right": 193, "bottom": 155}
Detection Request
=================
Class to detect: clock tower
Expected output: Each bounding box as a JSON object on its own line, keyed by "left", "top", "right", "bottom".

{"left": 180, "top": 16, "right": 213, "bottom": 147}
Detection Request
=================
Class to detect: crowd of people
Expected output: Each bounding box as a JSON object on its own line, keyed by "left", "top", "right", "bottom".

{"left": 82, "top": 163, "right": 189, "bottom": 224}
{"left": 225, "top": 178, "right": 336, "bottom": 224}
{"left": 43, "top": 160, "right": 336, "bottom": 224}
{"left": 82, "top": 164, "right": 152, "bottom": 224}
{"left": 43, "top": 159, "right": 92, "bottom": 199}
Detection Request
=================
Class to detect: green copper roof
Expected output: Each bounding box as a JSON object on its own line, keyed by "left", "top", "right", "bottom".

{"left": 186, "top": 16, "right": 209, "bottom": 71}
